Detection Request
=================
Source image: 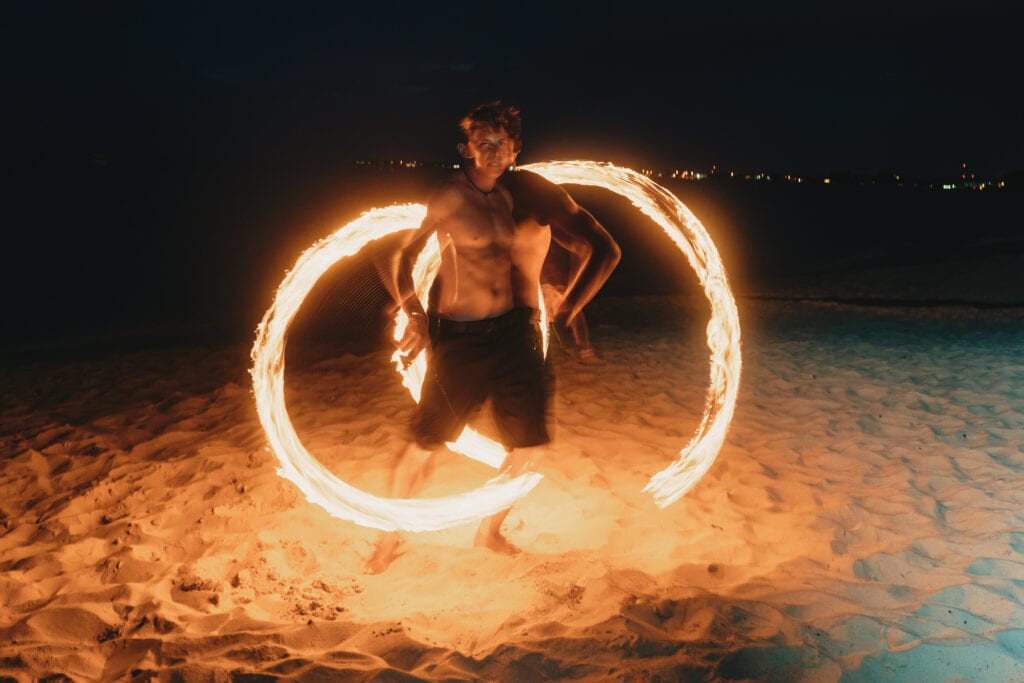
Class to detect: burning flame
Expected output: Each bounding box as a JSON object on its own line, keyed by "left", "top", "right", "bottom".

{"left": 250, "top": 161, "right": 741, "bottom": 532}
{"left": 250, "top": 205, "right": 542, "bottom": 532}
{"left": 521, "top": 162, "right": 741, "bottom": 507}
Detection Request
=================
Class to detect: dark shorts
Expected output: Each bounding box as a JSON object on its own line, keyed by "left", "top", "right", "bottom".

{"left": 410, "top": 307, "right": 552, "bottom": 451}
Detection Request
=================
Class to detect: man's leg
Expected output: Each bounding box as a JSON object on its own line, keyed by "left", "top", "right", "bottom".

{"left": 365, "top": 441, "right": 434, "bottom": 573}
{"left": 568, "top": 311, "right": 598, "bottom": 363}
{"left": 477, "top": 311, "right": 552, "bottom": 554}
{"left": 473, "top": 445, "right": 541, "bottom": 554}
{"left": 367, "top": 325, "right": 482, "bottom": 572}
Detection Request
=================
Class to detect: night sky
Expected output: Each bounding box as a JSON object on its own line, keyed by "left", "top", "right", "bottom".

{"left": 5, "top": 2, "right": 1022, "bottom": 352}
{"left": 10, "top": 1, "right": 1023, "bottom": 177}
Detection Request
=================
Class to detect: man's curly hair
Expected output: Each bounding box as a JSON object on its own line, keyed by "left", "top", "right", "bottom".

{"left": 459, "top": 101, "right": 522, "bottom": 141}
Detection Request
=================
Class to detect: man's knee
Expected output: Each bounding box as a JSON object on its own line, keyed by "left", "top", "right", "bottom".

{"left": 397, "top": 442, "right": 434, "bottom": 470}
{"left": 412, "top": 432, "right": 446, "bottom": 452}
{"left": 410, "top": 411, "right": 457, "bottom": 453}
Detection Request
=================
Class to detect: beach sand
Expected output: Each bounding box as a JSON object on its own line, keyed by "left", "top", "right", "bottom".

{"left": 2, "top": 281, "right": 1024, "bottom": 681}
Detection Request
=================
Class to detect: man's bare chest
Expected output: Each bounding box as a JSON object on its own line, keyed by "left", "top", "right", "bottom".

{"left": 444, "top": 200, "right": 517, "bottom": 251}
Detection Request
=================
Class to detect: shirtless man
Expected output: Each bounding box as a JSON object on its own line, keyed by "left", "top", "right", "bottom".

{"left": 367, "top": 102, "right": 620, "bottom": 573}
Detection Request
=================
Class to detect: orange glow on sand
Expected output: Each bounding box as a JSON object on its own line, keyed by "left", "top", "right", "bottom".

{"left": 250, "top": 161, "right": 741, "bottom": 532}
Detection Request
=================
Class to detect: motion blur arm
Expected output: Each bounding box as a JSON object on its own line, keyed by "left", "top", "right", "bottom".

{"left": 392, "top": 184, "right": 457, "bottom": 320}
{"left": 549, "top": 196, "right": 621, "bottom": 326}
{"left": 393, "top": 229, "right": 432, "bottom": 320}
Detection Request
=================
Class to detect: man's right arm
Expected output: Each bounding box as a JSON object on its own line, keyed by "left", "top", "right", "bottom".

{"left": 393, "top": 185, "right": 455, "bottom": 356}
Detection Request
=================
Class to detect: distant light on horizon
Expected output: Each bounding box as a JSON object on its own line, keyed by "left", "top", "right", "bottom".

{"left": 349, "top": 158, "right": 1009, "bottom": 191}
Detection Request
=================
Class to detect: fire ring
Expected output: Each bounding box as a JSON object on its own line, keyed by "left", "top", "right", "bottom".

{"left": 251, "top": 161, "right": 741, "bottom": 532}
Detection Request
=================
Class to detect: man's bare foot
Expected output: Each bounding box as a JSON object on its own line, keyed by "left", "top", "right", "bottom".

{"left": 474, "top": 528, "right": 521, "bottom": 556}
{"left": 365, "top": 533, "right": 403, "bottom": 574}
{"left": 566, "top": 344, "right": 600, "bottom": 365}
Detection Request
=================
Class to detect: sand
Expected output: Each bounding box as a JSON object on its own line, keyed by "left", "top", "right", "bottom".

{"left": 2, "top": 289, "right": 1024, "bottom": 681}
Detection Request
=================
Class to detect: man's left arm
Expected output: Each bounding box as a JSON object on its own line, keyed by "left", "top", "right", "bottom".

{"left": 548, "top": 190, "right": 621, "bottom": 325}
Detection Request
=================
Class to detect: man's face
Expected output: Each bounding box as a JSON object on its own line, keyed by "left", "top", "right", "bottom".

{"left": 464, "top": 126, "right": 520, "bottom": 175}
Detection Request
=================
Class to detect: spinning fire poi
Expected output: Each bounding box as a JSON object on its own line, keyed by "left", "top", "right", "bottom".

{"left": 249, "top": 103, "right": 742, "bottom": 567}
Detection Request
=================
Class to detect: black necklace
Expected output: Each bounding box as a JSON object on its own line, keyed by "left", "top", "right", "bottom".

{"left": 463, "top": 169, "right": 498, "bottom": 196}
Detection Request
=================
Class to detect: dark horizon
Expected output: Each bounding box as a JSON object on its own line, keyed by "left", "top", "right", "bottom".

{"left": 6, "top": 1, "right": 1023, "bottom": 356}
{"left": 322, "top": 157, "right": 1024, "bottom": 186}
{"left": 6, "top": 160, "right": 1021, "bottom": 356}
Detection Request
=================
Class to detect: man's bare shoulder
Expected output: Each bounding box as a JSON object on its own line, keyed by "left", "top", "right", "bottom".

{"left": 502, "top": 169, "right": 574, "bottom": 224}
{"left": 422, "top": 176, "right": 473, "bottom": 226}
{"left": 502, "top": 168, "right": 561, "bottom": 198}
{"left": 428, "top": 175, "right": 469, "bottom": 205}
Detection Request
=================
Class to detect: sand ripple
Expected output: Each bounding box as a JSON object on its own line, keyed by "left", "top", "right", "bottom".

{"left": 1, "top": 299, "right": 1023, "bottom": 680}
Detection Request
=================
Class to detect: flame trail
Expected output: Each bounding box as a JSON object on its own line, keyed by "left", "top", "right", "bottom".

{"left": 520, "top": 162, "right": 742, "bottom": 507}
{"left": 251, "top": 206, "right": 542, "bottom": 532}
{"left": 250, "top": 162, "right": 740, "bottom": 532}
